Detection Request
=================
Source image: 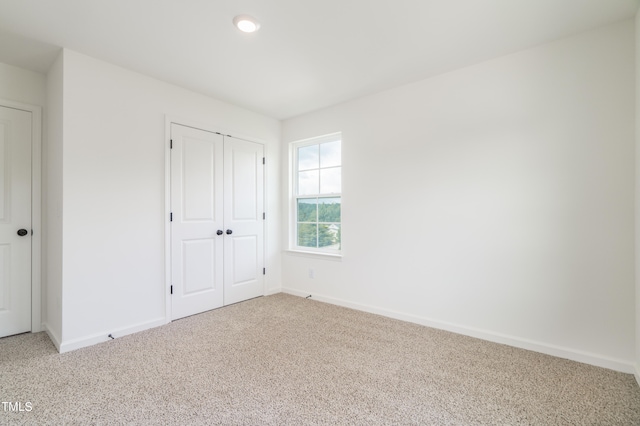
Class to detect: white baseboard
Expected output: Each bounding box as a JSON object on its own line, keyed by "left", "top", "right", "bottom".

{"left": 58, "top": 317, "right": 166, "bottom": 353}
{"left": 635, "top": 364, "right": 640, "bottom": 387}
{"left": 282, "top": 288, "right": 636, "bottom": 375}
{"left": 42, "top": 323, "right": 62, "bottom": 352}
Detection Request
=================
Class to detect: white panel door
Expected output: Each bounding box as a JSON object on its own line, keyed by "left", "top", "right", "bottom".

{"left": 170, "top": 124, "right": 224, "bottom": 320}
{"left": 223, "top": 137, "right": 264, "bottom": 305}
{"left": 0, "top": 106, "right": 32, "bottom": 338}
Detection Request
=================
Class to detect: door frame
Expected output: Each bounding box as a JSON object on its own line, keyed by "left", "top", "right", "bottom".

{"left": 163, "top": 116, "right": 267, "bottom": 323}
{"left": 0, "top": 99, "right": 42, "bottom": 333}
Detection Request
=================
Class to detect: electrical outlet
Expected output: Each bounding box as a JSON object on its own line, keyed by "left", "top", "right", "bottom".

{"left": 308, "top": 268, "right": 315, "bottom": 279}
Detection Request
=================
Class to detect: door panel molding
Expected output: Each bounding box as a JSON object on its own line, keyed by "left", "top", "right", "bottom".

{"left": 0, "top": 99, "right": 41, "bottom": 334}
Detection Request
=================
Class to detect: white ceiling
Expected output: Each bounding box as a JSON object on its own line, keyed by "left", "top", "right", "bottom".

{"left": 0, "top": 0, "right": 637, "bottom": 119}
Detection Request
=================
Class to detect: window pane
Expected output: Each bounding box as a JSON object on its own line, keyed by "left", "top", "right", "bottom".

{"left": 318, "top": 198, "right": 340, "bottom": 222}
{"left": 298, "top": 170, "right": 319, "bottom": 195}
{"left": 297, "top": 223, "right": 317, "bottom": 248}
{"left": 298, "top": 145, "right": 319, "bottom": 171}
{"left": 292, "top": 134, "right": 341, "bottom": 252}
{"left": 320, "top": 167, "right": 341, "bottom": 194}
{"left": 319, "top": 224, "right": 340, "bottom": 248}
{"left": 320, "top": 141, "right": 341, "bottom": 168}
{"left": 297, "top": 198, "right": 317, "bottom": 222}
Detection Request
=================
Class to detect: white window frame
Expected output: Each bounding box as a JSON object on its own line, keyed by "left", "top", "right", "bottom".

{"left": 290, "top": 133, "right": 342, "bottom": 256}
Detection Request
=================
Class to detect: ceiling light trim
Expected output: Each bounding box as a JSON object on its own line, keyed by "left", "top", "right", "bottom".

{"left": 233, "top": 15, "right": 260, "bottom": 33}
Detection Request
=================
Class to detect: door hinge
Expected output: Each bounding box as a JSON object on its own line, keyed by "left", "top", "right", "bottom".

{"left": 263, "top": 212, "right": 265, "bottom": 220}
{"left": 262, "top": 157, "right": 265, "bottom": 165}
{"left": 263, "top": 268, "right": 266, "bottom": 275}
{"left": 170, "top": 139, "right": 173, "bottom": 149}
{"left": 170, "top": 212, "right": 173, "bottom": 222}
{"left": 170, "top": 285, "right": 173, "bottom": 295}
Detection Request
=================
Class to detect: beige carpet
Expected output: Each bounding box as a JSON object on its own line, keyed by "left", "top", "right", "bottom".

{"left": 1, "top": 293, "right": 639, "bottom": 425}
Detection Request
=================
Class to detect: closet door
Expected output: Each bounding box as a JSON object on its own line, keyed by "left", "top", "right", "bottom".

{"left": 223, "top": 137, "right": 264, "bottom": 305}
{"left": 170, "top": 125, "right": 265, "bottom": 320}
{"left": 170, "top": 124, "right": 224, "bottom": 320}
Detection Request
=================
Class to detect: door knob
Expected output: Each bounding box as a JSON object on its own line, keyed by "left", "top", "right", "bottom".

{"left": 17, "top": 229, "right": 28, "bottom": 236}
{"left": 216, "top": 230, "right": 223, "bottom": 235}
{"left": 226, "top": 229, "right": 233, "bottom": 235}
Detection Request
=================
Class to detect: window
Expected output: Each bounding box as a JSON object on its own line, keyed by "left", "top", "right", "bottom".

{"left": 292, "top": 133, "right": 341, "bottom": 254}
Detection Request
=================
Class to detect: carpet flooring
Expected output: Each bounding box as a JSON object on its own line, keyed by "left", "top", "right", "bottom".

{"left": 1, "top": 293, "right": 639, "bottom": 425}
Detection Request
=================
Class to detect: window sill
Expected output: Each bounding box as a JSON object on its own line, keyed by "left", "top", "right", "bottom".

{"left": 284, "top": 249, "right": 342, "bottom": 261}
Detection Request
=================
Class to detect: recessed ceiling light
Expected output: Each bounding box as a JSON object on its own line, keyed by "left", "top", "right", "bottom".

{"left": 233, "top": 15, "right": 260, "bottom": 33}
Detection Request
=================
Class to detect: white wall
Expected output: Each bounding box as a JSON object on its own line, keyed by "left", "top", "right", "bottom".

{"left": 52, "top": 49, "right": 281, "bottom": 351}
{"left": 282, "top": 20, "right": 635, "bottom": 372}
{"left": 635, "top": 9, "right": 640, "bottom": 384}
{"left": 43, "top": 53, "right": 64, "bottom": 347}
{"left": 0, "top": 61, "right": 46, "bottom": 106}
